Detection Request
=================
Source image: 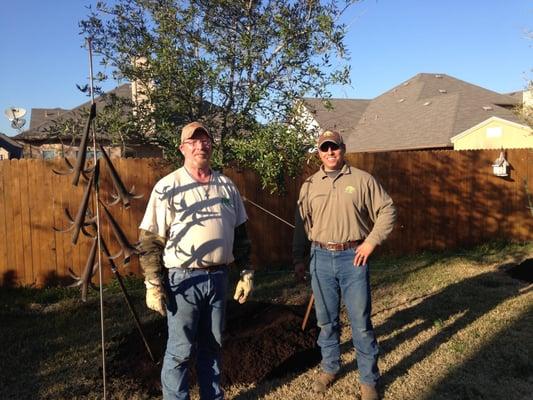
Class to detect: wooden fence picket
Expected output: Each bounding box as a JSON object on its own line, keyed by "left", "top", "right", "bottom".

{"left": 0, "top": 149, "right": 532, "bottom": 286}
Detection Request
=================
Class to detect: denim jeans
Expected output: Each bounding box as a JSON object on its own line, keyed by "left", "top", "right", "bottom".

{"left": 310, "top": 245, "right": 380, "bottom": 385}
{"left": 161, "top": 267, "right": 228, "bottom": 400}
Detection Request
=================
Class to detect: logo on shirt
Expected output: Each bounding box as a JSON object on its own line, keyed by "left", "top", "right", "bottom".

{"left": 221, "top": 197, "right": 232, "bottom": 207}
{"left": 345, "top": 186, "right": 356, "bottom": 194}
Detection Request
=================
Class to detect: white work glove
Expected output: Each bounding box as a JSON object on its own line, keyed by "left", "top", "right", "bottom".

{"left": 145, "top": 280, "right": 167, "bottom": 316}
{"left": 233, "top": 270, "right": 254, "bottom": 304}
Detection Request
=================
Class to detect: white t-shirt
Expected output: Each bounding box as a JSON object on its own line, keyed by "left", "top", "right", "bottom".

{"left": 139, "top": 167, "right": 248, "bottom": 269}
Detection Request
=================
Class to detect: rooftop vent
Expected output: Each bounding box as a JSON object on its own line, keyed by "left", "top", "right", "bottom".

{"left": 423, "top": 101, "right": 432, "bottom": 106}
{"left": 398, "top": 98, "right": 405, "bottom": 103}
{"left": 438, "top": 89, "right": 447, "bottom": 94}
{"left": 482, "top": 106, "right": 493, "bottom": 111}
{"left": 435, "top": 74, "right": 443, "bottom": 78}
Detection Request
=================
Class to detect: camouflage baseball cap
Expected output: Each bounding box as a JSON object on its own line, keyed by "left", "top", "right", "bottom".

{"left": 181, "top": 121, "right": 213, "bottom": 143}
{"left": 317, "top": 130, "right": 344, "bottom": 148}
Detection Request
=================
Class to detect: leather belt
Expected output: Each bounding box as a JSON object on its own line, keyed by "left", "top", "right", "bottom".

{"left": 174, "top": 264, "right": 227, "bottom": 272}
{"left": 197, "top": 264, "right": 227, "bottom": 272}
{"left": 312, "top": 240, "right": 363, "bottom": 251}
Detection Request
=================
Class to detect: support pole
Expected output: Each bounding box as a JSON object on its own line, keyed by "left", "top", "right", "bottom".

{"left": 87, "top": 37, "right": 107, "bottom": 399}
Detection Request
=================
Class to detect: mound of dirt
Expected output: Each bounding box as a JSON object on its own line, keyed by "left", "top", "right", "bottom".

{"left": 109, "top": 300, "right": 319, "bottom": 394}
{"left": 505, "top": 259, "right": 533, "bottom": 283}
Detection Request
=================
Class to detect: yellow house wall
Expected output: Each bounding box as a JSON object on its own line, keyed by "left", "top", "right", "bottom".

{"left": 453, "top": 120, "right": 533, "bottom": 150}
{"left": 0, "top": 147, "right": 9, "bottom": 160}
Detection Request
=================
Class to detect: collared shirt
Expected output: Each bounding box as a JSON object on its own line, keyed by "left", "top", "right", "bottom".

{"left": 293, "top": 162, "right": 396, "bottom": 263}
{"left": 139, "top": 167, "right": 248, "bottom": 269}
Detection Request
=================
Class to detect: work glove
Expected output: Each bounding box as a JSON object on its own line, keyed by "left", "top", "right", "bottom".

{"left": 233, "top": 269, "right": 254, "bottom": 304}
{"left": 145, "top": 280, "right": 167, "bottom": 316}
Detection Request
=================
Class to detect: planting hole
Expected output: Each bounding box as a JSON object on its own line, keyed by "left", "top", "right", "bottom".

{"left": 109, "top": 301, "right": 319, "bottom": 394}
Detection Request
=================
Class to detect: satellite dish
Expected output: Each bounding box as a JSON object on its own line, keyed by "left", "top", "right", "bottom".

{"left": 4, "top": 107, "right": 27, "bottom": 121}
{"left": 11, "top": 118, "right": 26, "bottom": 130}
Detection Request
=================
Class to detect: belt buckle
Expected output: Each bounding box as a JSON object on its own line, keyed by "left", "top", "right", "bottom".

{"left": 326, "top": 241, "right": 339, "bottom": 251}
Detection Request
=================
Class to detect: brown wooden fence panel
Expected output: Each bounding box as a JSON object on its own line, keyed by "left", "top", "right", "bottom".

{"left": 3, "top": 161, "right": 18, "bottom": 284}
{"left": 0, "top": 160, "right": 9, "bottom": 284}
{"left": 1, "top": 149, "right": 533, "bottom": 286}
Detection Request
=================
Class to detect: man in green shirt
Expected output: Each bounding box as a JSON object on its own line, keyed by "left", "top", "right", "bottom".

{"left": 293, "top": 130, "right": 396, "bottom": 400}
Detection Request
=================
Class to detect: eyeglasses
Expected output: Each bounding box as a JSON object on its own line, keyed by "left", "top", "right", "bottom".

{"left": 319, "top": 142, "right": 340, "bottom": 152}
{"left": 183, "top": 138, "right": 212, "bottom": 147}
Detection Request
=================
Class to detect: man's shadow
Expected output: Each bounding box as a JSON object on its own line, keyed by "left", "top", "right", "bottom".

{"left": 337, "top": 267, "right": 530, "bottom": 397}
{"left": 227, "top": 266, "right": 530, "bottom": 399}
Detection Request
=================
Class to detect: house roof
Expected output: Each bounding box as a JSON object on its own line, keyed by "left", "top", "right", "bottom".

{"left": 0, "top": 133, "right": 23, "bottom": 148}
{"left": 15, "top": 83, "right": 132, "bottom": 141}
{"left": 302, "top": 98, "right": 371, "bottom": 135}
{"left": 29, "top": 108, "right": 69, "bottom": 129}
{"left": 305, "top": 73, "right": 523, "bottom": 152}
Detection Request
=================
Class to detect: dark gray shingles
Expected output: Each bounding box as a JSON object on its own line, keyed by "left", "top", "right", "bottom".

{"left": 15, "top": 83, "right": 132, "bottom": 140}
{"left": 341, "top": 73, "right": 523, "bottom": 152}
{"left": 303, "top": 98, "right": 370, "bottom": 135}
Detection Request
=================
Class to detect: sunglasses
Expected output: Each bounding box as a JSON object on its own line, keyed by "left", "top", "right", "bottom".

{"left": 319, "top": 142, "right": 340, "bottom": 152}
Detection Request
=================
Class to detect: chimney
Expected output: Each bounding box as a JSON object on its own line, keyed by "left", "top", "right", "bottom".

{"left": 131, "top": 57, "right": 152, "bottom": 106}
{"left": 130, "top": 56, "right": 156, "bottom": 136}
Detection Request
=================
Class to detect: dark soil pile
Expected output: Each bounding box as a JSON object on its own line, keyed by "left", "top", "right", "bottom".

{"left": 109, "top": 300, "right": 319, "bottom": 395}
{"left": 505, "top": 258, "right": 533, "bottom": 283}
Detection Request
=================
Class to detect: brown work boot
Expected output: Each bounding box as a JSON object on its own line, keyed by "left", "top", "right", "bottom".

{"left": 312, "top": 371, "right": 336, "bottom": 393}
{"left": 360, "top": 383, "right": 379, "bottom": 400}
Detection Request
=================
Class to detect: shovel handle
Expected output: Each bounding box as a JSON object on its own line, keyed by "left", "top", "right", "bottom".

{"left": 301, "top": 293, "right": 315, "bottom": 331}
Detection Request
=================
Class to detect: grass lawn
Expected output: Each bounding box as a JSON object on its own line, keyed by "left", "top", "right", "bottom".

{"left": 1, "top": 241, "right": 532, "bottom": 399}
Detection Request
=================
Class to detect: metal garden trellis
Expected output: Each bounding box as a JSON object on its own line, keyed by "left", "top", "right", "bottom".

{"left": 52, "top": 38, "right": 156, "bottom": 399}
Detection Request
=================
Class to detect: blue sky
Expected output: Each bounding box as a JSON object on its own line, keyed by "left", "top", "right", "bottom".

{"left": 1, "top": 0, "right": 531, "bottom": 136}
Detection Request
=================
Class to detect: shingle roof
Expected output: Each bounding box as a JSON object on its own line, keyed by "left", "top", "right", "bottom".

{"left": 302, "top": 98, "right": 371, "bottom": 135}
{"left": 15, "top": 83, "right": 132, "bottom": 141}
{"left": 0, "top": 133, "right": 23, "bottom": 148}
{"left": 29, "top": 108, "right": 69, "bottom": 129}
{"left": 305, "top": 73, "right": 523, "bottom": 152}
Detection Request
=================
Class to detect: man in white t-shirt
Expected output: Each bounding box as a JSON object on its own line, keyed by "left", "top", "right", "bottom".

{"left": 138, "top": 121, "right": 253, "bottom": 400}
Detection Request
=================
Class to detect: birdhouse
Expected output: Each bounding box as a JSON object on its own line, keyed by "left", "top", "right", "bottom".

{"left": 492, "top": 151, "right": 510, "bottom": 177}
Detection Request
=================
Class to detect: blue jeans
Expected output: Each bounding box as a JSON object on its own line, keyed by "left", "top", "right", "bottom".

{"left": 161, "top": 267, "right": 228, "bottom": 400}
{"left": 310, "top": 245, "right": 380, "bottom": 385}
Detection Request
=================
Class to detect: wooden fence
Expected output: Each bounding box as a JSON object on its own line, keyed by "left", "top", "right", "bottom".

{"left": 1, "top": 148, "right": 532, "bottom": 287}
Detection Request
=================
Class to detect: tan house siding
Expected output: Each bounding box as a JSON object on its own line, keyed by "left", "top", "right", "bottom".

{"left": 0, "top": 148, "right": 8, "bottom": 160}
{"left": 451, "top": 117, "right": 533, "bottom": 150}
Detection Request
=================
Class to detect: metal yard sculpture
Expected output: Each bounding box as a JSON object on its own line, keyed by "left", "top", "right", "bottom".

{"left": 52, "top": 38, "right": 154, "bottom": 399}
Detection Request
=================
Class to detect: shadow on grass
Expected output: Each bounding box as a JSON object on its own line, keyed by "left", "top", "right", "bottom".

{"left": 0, "top": 297, "right": 105, "bottom": 399}
{"left": 371, "top": 268, "right": 530, "bottom": 399}
{"left": 0, "top": 279, "right": 150, "bottom": 400}
{"left": 422, "top": 299, "right": 533, "bottom": 400}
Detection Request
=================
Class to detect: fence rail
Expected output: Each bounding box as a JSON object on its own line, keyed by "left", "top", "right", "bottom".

{"left": 1, "top": 148, "right": 532, "bottom": 286}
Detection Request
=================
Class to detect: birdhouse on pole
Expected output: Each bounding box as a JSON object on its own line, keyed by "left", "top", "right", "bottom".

{"left": 492, "top": 150, "right": 510, "bottom": 177}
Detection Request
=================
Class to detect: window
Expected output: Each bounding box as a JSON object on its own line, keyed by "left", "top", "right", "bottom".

{"left": 86, "top": 150, "right": 103, "bottom": 160}
{"left": 42, "top": 150, "right": 56, "bottom": 159}
{"left": 486, "top": 127, "right": 502, "bottom": 138}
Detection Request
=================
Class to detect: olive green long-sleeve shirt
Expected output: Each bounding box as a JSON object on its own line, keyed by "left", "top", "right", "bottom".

{"left": 293, "top": 163, "right": 396, "bottom": 264}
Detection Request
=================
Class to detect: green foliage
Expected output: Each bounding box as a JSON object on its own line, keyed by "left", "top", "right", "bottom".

{"left": 228, "top": 121, "right": 318, "bottom": 191}
{"left": 79, "top": 0, "right": 357, "bottom": 190}
{"left": 44, "top": 90, "right": 150, "bottom": 154}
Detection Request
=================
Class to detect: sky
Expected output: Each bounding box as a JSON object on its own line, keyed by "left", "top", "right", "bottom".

{"left": 0, "top": 0, "right": 532, "bottom": 136}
